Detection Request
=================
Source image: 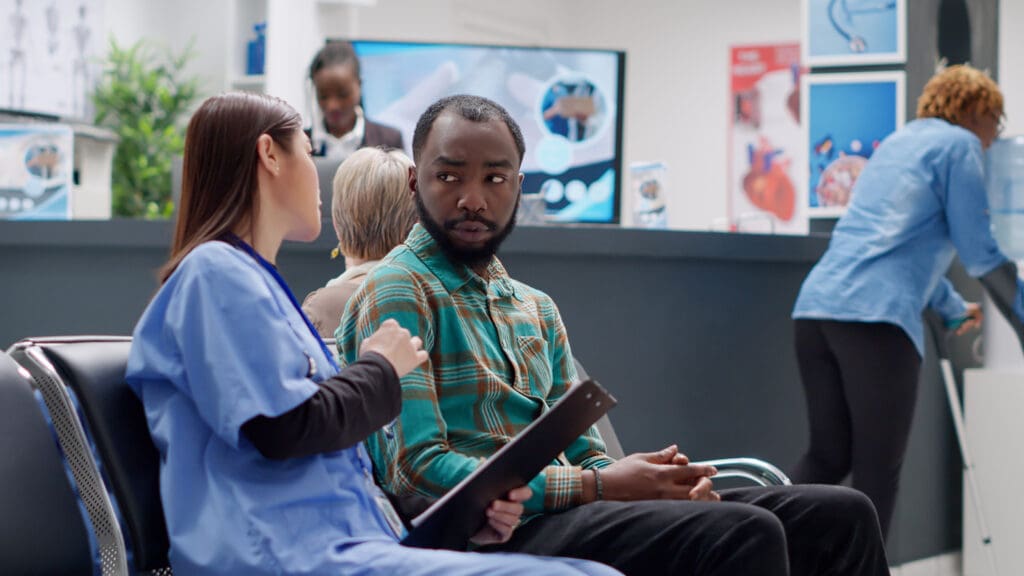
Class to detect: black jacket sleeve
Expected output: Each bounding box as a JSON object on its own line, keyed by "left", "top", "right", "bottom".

{"left": 241, "top": 352, "right": 401, "bottom": 460}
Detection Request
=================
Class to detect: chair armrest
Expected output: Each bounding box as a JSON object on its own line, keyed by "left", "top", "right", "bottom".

{"left": 692, "top": 457, "right": 791, "bottom": 486}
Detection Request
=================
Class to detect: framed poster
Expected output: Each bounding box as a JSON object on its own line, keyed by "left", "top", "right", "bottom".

{"left": 727, "top": 43, "right": 807, "bottom": 234}
{"left": 0, "top": 123, "right": 73, "bottom": 220}
{"left": 802, "top": 0, "right": 906, "bottom": 67}
{"left": 0, "top": 0, "right": 105, "bottom": 120}
{"left": 801, "top": 71, "right": 905, "bottom": 217}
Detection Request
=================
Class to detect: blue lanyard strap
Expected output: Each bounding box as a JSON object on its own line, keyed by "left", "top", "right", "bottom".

{"left": 223, "top": 234, "right": 340, "bottom": 373}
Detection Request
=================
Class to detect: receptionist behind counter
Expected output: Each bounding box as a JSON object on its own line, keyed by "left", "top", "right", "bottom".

{"left": 309, "top": 40, "right": 403, "bottom": 159}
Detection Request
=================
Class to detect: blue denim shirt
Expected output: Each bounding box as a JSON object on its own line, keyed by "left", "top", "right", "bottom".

{"left": 794, "top": 118, "right": 1013, "bottom": 356}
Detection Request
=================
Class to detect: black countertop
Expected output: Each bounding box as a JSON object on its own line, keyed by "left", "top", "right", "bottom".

{"left": 0, "top": 220, "right": 831, "bottom": 264}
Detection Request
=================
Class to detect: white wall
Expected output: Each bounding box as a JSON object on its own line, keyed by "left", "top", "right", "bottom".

{"left": 999, "top": 0, "right": 1024, "bottom": 136}
{"left": 101, "top": 0, "right": 801, "bottom": 230}
{"left": 331, "top": 0, "right": 579, "bottom": 45}
{"left": 103, "top": 0, "right": 230, "bottom": 96}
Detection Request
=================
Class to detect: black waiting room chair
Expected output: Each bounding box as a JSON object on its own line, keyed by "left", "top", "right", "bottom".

{"left": 0, "top": 350, "right": 98, "bottom": 575}
{"left": 9, "top": 336, "right": 171, "bottom": 576}
{"left": 4, "top": 334, "right": 785, "bottom": 576}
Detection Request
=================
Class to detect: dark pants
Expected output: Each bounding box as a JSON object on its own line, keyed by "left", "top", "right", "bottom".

{"left": 484, "top": 485, "right": 888, "bottom": 576}
{"left": 791, "top": 319, "right": 921, "bottom": 538}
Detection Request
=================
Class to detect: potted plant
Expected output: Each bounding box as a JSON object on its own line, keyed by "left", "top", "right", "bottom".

{"left": 92, "top": 39, "right": 199, "bottom": 218}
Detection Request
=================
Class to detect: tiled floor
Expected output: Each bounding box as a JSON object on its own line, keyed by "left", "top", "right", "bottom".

{"left": 890, "top": 552, "right": 961, "bottom": 576}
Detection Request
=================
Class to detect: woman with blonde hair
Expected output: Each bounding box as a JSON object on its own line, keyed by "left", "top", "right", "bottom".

{"left": 790, "top": 64, "right": 1023, "bottom": 538}
{"left": 303, "top": 146, "right": 418, "bottom": 338}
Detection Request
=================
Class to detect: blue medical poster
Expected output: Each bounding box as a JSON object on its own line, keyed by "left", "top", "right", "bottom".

{"left": 802, "top": 0, "right": 905, "bottom": 66}
{"left": 0, "top": 123, "right": 73, "bottom": 220}
{"left": 802, "top": 72, "right": 904, "bottom": 216}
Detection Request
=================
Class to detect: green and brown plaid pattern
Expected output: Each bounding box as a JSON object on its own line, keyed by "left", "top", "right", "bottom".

{"left": 337, "top": 224, "right": 613, "bottom": 515}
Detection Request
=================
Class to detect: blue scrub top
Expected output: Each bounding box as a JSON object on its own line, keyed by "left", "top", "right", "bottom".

{"left": 126, "top": 241, "right": 402, "bottom": 575}
{"left": 793, "top": 118, "right": 1014, "bottom": 355}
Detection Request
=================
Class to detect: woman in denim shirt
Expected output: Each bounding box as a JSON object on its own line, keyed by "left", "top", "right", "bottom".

{"left": 791, "top": 65, "right": 1019, "bottom": 538}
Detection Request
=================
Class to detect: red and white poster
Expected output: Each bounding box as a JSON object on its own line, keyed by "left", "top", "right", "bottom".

{"left": 728, "top": 43, "right": 807, "bottom": 234}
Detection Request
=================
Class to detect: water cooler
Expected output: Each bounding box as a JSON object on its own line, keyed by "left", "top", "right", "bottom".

{"left": 961, "top": 136, "right": 1024, "bottom": 576}
{"left": 981, "top": 136, "right": 1024, "bottom": 369}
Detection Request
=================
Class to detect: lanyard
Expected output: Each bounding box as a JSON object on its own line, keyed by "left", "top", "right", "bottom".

{"left": 224, "top": 234, "right": 340, "bottom": 373}
{"left": 224, "top": 235, "right": 402, "bottom": 534}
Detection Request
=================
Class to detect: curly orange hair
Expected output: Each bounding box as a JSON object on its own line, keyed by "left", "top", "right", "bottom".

{"left": 916, "top": 64, "right": 1003, "bottom": 126}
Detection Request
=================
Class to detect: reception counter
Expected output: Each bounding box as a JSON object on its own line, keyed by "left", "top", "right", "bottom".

{"left": 0, "top": 220, "right": 971, "bottom": 564}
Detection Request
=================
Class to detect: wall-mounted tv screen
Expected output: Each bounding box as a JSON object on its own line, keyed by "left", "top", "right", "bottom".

{"left": 347, "top": 40, "right": 625, "bottom": 224}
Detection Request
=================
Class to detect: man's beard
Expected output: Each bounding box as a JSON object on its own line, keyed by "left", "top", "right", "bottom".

{"left": 414, "top": 191, "right": 519, "bottom": 270}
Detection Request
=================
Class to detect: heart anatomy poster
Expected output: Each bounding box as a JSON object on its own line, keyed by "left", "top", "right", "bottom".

{"left": 728, "top": 43, "right": 807, "bottom": 234}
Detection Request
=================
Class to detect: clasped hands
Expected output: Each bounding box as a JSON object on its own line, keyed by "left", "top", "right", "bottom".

{"left": 467, "top": 444, "right": 719, "bottom": 547}
{"left": 594, "top": 444, "right": 720, "bottom": 503}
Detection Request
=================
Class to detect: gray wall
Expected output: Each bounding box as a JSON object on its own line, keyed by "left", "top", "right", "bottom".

{"left": 906, "top": 0, "right": 998, "bottom": 122}
{"left": 0, "top": 220, "right": 974, "bottom": 564}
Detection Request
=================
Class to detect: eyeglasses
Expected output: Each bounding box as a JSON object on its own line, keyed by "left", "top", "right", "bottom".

{"left": 992, "top": 113, "right": 1007, "bottom": 136}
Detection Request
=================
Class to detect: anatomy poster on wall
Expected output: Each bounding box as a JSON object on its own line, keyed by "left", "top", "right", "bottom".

{"left": 802, "top": 0, "right": 906, "bottom": 67}
{"left": 728, "top": 43, "right": 807, "bottom": 234}
{"left": 0, "top": 0, "right": 104, "bottom": 119}
{"left": 801, "top": 71, "right": 904, "bottom": 217}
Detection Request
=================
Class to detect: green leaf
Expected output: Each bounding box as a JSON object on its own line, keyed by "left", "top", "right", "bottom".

{"left": 93, "top": 36, "right": 199, "bottom": 218}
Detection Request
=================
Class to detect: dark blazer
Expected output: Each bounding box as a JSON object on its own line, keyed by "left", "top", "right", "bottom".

{"left": 363, "top": 119, "right": 403, "bottom": 150}
{"left": 311, "top": 118, "right": 404, "bottom": 157}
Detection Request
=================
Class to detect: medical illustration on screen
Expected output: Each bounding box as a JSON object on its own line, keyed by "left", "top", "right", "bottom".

{"left": 351, "top": 41, "right": 624, "bottom": 224}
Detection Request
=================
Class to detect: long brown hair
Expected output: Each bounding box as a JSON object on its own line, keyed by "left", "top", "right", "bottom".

{"left": 159, "top": 92, "right": 302, "bottom": 284}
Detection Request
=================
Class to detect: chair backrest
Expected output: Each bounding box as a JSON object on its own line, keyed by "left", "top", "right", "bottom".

{"left": 11, "top": 336, "right": 170, "bottom": 574}
{"left": 0, "top": 350, "right": 95, "bottom": 574}
{"left": 573, "top": 357, "right": 626, "bottom": 459}
{"left": 8, "top": 339, "right": 130, "bottom": 575}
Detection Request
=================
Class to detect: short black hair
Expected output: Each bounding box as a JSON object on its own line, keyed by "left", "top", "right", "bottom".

{"left": 309, "top": 40, "right": 360, "bottom": 81}
{"left": 411, "top": 94, "right": 526, "bottom": 165}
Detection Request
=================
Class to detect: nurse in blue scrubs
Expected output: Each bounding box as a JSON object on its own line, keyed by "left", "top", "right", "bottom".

{"left": 791, "top": 65, "right": 1024, "bottom": 539}
{"left": 125, "top": 92, "right": 621, "bottom": 576}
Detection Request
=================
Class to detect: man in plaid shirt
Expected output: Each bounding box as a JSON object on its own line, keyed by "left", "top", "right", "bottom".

{"left": 337, "top": 94, "right": 889, "bottom": 576}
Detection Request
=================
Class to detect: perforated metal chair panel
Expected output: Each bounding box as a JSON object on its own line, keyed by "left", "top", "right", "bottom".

{"left": 16, "top": 336, "right": 172, "bottom": 574}
{"left": 9, "top": 340, "right": 130, "bottom": 575}
{"left": 0, "top": 351, "right": 94, "bottom": 574}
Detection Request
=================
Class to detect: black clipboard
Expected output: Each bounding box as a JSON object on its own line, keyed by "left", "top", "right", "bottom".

{"left": 401, "top": 379, "right": 617, "bottom": 550}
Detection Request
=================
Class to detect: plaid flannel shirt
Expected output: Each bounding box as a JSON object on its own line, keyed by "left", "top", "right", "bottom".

{"left": 337, "top": 224, "right": 613, "bottom": 515}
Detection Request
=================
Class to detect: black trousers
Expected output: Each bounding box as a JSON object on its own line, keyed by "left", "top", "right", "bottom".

{"left": 484, "top": 485, "right": 888, "bottom": 576}
{"left": 791, "top": 319, "right": 921, "bottom": 539}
